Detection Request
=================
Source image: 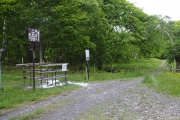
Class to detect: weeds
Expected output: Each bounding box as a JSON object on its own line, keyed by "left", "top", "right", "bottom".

{"left": 142, "top": 72, "right": 180, "bottom": 96}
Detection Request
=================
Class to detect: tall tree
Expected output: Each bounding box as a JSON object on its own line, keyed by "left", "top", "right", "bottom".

{"left": 166, "top": 20, "right": 180, "bottom": 69}
{"left": 102, "top": 0, "right": 149, "bottom": 63}
{"left": 0, "top": 0, "right": 17, "bottom": 62}
{"left": 41, "top": 0, "right": 95, "bottom": 64}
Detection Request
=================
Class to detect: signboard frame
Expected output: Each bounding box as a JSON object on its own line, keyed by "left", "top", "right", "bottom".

{"left": 27, "top": 28, "right": 40, "bottom": 42}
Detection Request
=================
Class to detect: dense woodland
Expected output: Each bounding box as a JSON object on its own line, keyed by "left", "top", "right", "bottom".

{"left": 0, "top": 0, "right": 180, "bottom": 70}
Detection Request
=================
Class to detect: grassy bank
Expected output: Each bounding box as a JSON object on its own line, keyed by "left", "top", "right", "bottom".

{"left": 69, "top": 58, "right": 164, "bottom": 82}
{"left": 0, "top": 58, "right": 163, "bottom": 114}
{"left": 142, "top": 72, "right": 180, "bottom": 96}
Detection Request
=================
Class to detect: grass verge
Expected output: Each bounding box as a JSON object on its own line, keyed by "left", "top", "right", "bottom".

{"left": 0, "top": 81, "right": 78, "bottom": 115}
{"left": 142, "top": 72, "right": 180, "bottom": 96}
{"left": 9, "top": 97, "right": 72, "bottom": 120}
{"left": 68, "top": 58, "right": 164, "bottom": 82}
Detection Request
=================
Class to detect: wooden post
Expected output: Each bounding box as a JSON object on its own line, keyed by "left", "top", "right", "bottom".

{"left": 0, "top": 48, "right": 4, "bottom": 92}
{"left": 0, "top": 59, "right": 2, "bottom": 91}
{"left": 65, "top": 71, "right": 67, "bottom": 83}
{"left": 86, "top": 61, "right": 89, "bottom": 79}
{"left": 39, "top": 32, "right": 42, "bottom": 62}
{"left": 33, "top": 50, "right": 35, "bottom": 91}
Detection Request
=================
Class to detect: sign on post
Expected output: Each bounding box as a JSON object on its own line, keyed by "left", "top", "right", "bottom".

{"left": 27, "top": 28, "right": 40, "bottom": 42}
{"left": 85, "top": 50, "right": 90, "bottom": 61}
{"left": 26, "top": 28, "right": 40, "bottom": 91}
{"left": 85, "top": 49, "right": 90, "bottom": 79}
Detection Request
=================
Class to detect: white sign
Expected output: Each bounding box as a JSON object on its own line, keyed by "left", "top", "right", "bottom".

{"left": 28, "top": 28, "right": 40, "bottom": 42}
{"left": 62, "top": 64, "right": 67, "bottom": 71}
{"left": 85, "top": 50, "right": 89, "bottom": 58}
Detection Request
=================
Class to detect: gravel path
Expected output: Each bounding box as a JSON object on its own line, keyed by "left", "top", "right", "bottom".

{"left": 1, "top": 60, "right": 180, "bottom": 120}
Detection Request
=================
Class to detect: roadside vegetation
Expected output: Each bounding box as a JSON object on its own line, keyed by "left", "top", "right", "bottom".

{"left": 142, "top": 72, "right": 180, "bottom": 96}
{"left": 69, "top": 58, "right": 163, "bottom": 82}
{"left": 0, "top": 58, "right": 163, "bottom": 115}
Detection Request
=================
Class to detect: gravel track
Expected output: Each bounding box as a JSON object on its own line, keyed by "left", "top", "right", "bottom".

{"left": 1, "top": 60, "right": 180, "bottom": 120}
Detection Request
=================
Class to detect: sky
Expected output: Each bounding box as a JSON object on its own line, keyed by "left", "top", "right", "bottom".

{"left": 127, "top": 0, "right": 180, "bottom": 21}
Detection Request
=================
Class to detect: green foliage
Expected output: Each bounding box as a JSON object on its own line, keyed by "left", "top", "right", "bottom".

{"left": 42, "top": 0, "right": 96, "bottom": 63}
{"left": 0, "top": 0, "right": 173, "bottom": 70}
{"left": 164, "top": 20, "right": 180, "bottom": 69}
{"left": 172, "top": 21, "right": 180, "bottom": 39}
{"left": 166, "top": 42, "right": 180, "bottom": 63}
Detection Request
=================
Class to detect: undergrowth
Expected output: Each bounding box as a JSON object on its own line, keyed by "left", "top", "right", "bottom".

{"left": 142, "top": 72, "right": 180, "bottom": 96}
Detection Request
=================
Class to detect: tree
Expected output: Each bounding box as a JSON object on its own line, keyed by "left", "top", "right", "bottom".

{"left": 166, "top": 20, "right": 180, "bottom": 69}
{"left": 0, "top": 0, "right": 17, "bottom": 62}
{"left": 102, "top": 0, "right": 149, "bottom": 62}
{"left": 1, "top": 0, "right": 176, "bottom": 72}
{"left": 40, "top": 0, "right": 96, "bottom": 65}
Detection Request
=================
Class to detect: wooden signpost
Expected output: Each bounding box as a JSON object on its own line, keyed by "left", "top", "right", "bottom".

{"left": 85, "top": 50, "right": 90, "bottom": 80}
{"left": 26, "top": 28, "right": 40, "bottom": 91}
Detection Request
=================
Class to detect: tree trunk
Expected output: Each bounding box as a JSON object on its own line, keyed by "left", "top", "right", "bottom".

{"left": 175, "top": 58, "right": 180, "bottom": 72}
{"left": 1, "top": 17, "right": 7, "bottom": 61}
{"left": 97, "top": 59, "right": 103, "bottom": 70}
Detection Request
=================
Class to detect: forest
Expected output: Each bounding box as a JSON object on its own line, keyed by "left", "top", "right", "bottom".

{"left": 0, "top": 0, "right": 180, "bottom": 70}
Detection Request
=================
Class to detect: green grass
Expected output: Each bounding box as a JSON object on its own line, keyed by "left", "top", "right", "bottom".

{"left": 69, "top": 58, "right": 164, "bottom": 82}
{"left": 9, "top": 108, "right": 45, "bottom": 120}
{"left": 142, "top": 72, "right": 180, "bottom": 96}
{"left": 0, "top": 83, "right": 77, "bottom": 109}
{"left": 0, "top": 70, "right": 79, "bottom": 114}
{"left": 118, "top": 58, "right": 163, "bottom": 71}
{"left": 0, "top": 58, "right": 164, "bottom": 115}
{"left": 68, "top": 71, "right": 144, "bottom": 83}
{"left": 9, "top": 97, "right": 71, "bottom": 120}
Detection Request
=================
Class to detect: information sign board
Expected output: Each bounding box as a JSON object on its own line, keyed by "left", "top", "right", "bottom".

{"left": 85, "top": 50, "right": 89, "bottom": 58}
{"left": 62, "top": 64, "right": 67, "bottom": 71}
{"left": 28, "top": 28, "right": 40, "bottom": 42}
